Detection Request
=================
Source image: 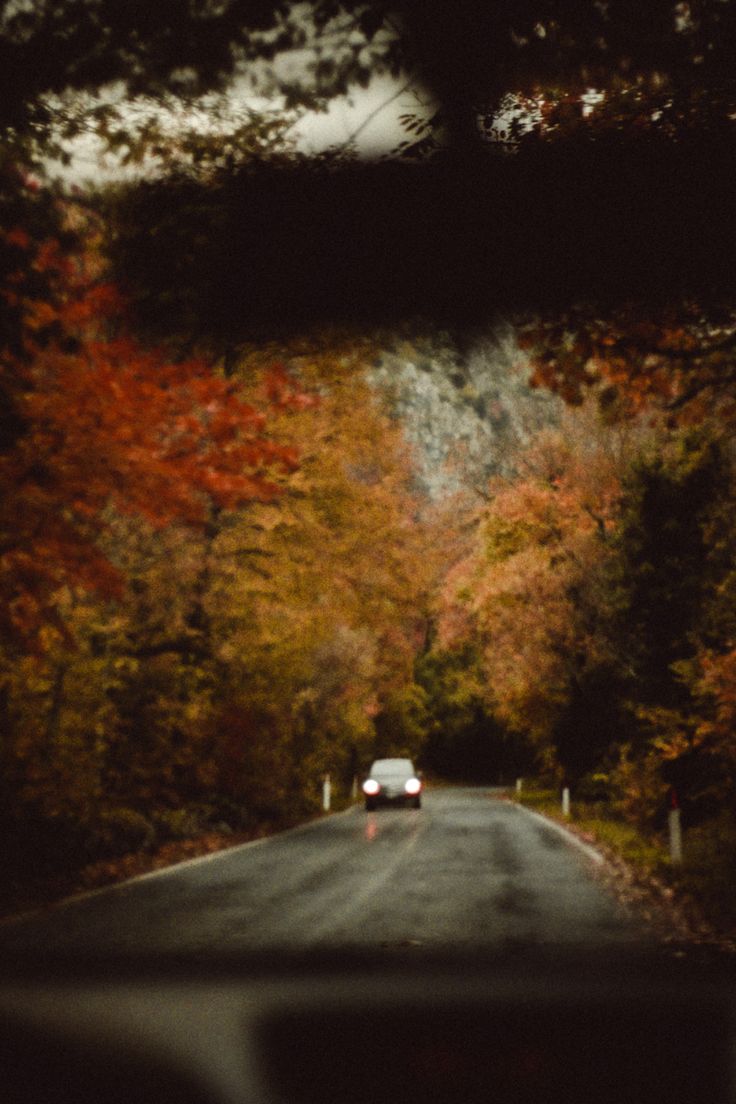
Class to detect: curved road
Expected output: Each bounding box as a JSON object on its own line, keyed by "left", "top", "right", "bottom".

{"left": 0, "top": 789, "right": 642, "bottom": 954}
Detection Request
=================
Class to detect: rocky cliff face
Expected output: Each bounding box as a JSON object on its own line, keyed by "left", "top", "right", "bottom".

{"left": 368, "top": 324, "right": 561, "bottom": 498}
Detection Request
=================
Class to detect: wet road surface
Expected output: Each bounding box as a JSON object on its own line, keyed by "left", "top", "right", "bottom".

{"left": 0, "top": 788, "right": 643, "bottom": 954}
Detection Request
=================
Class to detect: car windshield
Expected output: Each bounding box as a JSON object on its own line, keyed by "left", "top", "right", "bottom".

{"left": 1, "top": 0, "right": 735, "bottom": 977}
{"left": 371, "top": 760, "right": 414, "bottom": 777}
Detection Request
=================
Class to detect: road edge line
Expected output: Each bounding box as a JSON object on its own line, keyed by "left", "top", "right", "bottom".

{"left": 0, "top": 804, "right": 361, "bottom": 923}
{"left": 513, "top": 802, "right": 605, "bottom": 866}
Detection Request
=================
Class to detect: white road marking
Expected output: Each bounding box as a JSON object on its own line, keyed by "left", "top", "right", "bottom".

{"left": 512, "top": 803, "right": 605, "bottom": 865}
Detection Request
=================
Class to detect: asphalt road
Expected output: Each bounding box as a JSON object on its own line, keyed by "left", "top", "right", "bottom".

{"left": 0, "top": 788, "right": 643, "bottom": 955}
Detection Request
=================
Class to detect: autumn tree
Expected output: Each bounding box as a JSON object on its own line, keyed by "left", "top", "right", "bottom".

{"left": 0, "top": 210, "right": 296, "bottom": 648}
{"left": 0, "top": 313, "right": 441, "bottom": 895}
{"left": 436, "top": 403, "right": 642, "bottom": 783}
{"left": 432, "top": 390, "right": 736, "bottom": 834}
{"left": 0, "top": 200, "right": 314, "bottom": 888}
{"left": 415, "top": 643, "right": 531, "bottom": 783}
{"left": 605, "top": 429, "right": 736, "bottom": 826}
{"left": 203, "top": 342, "right": 436, "bottom": 803}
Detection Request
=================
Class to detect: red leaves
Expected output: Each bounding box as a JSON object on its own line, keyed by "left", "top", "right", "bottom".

{"left": 5, "top": 227, "right": 30, "bottom": 250}
{"left": 264, "top": 363, "right": 318, "bottom": 412}
{"left": 523, "top": 303, "right": 736, "bottom": 425}
{"left": 0, "top": 227, "right": 300, "bottom": 646}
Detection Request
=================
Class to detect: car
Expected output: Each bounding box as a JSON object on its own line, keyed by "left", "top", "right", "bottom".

{"left": 362, "top": 758, "right": 422, "bottom": 810}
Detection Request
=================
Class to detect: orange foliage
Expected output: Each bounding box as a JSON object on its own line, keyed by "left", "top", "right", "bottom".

{"left": 520, "top": 304, "right": 736, "bottom": 425}
{"left": 694, "top": 649, "right": 736, "bottom": 764}
{"left": 0, "top": 220, "right": 298, "bottom": 645}
{"left": 436, "top": 410, "right": 626, "bottom": 752}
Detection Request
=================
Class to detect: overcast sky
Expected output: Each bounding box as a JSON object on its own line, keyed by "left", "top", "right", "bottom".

{"left": 50, "top": 70, "right": 434, "bottom": 185}
{"left": 291, "top": 73, "right": 429, "bottom": 155}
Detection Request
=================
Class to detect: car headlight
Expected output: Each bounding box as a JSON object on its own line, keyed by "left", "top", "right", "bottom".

{"left": 362, "top": 779, "right": 380, "bottom": 795}
{"left": 404, "top": 777, "right": 422, "bottom": 795}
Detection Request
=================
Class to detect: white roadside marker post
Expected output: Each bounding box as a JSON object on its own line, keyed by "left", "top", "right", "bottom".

{"left": 562, "top": 786, "right": 571, "bottom": 818}
{"left": 666, "top": 794, "right": 684, "bottom": 869}
{"left": 516, "top": 778, "right": 523, "bottom": 796}
{"left": 322, "top": 773, "right": 331, "bottom": 812}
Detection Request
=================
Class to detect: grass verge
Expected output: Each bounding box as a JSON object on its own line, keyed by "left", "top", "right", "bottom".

{"left": 510, "top": 784, "right": 736, "bottom": 949}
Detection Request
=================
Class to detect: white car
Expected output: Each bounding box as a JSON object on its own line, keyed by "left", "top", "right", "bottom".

{"left": 362, "top": 758, "right": 422, "bottom": 810}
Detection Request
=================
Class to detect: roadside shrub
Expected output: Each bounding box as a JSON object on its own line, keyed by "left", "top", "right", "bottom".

{"left": 608, "top": 745, "right": 668, "bottom": 829}
{"left": 0, "top": 809, "right": 90, "bottom": 876}
{"left": 679, "top": 811, "right": 736, "bottom": 925}
{"left": 575, "top": 772, "right": 610, "bottom": 804}
{"left": 92, "top": 807, "right": 157, "bottom": 858}
{"left": 153, "top": 800, "right": 249, "bottom": 841}
{"left": 207, "top": 795, "right": 252, "bottom": 831}
{"left": 577, "top": 812, "right": 667, "bottom": 875}
{"left": 154, "top": 807, "right": 204, "bottom": 841}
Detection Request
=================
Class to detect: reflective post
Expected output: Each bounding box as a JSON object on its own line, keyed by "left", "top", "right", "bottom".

{"left": 322, "top": 773, "right": 331, "bottom": 812}
{"left": 668, "top": 809, "right": 682, "bottom": 864}
{"left": 516, "top": 778, "right": 523, "bottom": 796}
{"left": 562, "top": 786, "right": 571, "bottom": 818}
{"left": 668, "top": 789, "right": 682, "bottom": 864}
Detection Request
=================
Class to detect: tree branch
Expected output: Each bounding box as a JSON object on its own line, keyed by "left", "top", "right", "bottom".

{"left": 335, "top": 75, "right": 416, "bottom": 151}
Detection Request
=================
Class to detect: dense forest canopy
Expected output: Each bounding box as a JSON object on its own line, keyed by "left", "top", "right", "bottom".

{"left": 6, "top": 1, "right": 736, "bottom": 139}
{"left": 6, "top": 2, "right": 736, "bottom": 325}
{"left": 19, "top": 0, "right": 731, "bottom": 379}
{"left": 4, "top": 2, "right": 736, "bottom": 913}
